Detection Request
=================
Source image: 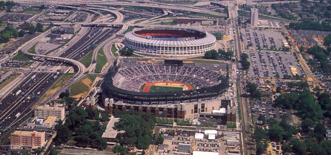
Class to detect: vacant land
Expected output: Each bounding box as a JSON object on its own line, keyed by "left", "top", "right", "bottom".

{"left": 13, "top": 51, "right": 32, "bottom": 61}
{"left": 69, "top": 74, "right": 96, "bottom": 99}
{"left": 111, "top": 44, "right": 118, "bottom": 56}
{"left": 95, "top": 48, "right": 107, "bottom": 73}
{"left": 79, "top": 51, "right": 93, "bottom": 67}
{"left": 41, "top": 73, "right": 74, "bottom": 100}
{"left": 0, "top": 73, "right": 19, "bottom": 90}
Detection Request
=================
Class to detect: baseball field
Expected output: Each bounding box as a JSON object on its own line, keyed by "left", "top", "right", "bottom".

{"left": 141, "top": 81, "right": 193, "bottom": 93}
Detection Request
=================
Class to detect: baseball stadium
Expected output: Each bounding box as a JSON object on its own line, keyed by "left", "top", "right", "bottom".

{"left": 102, "top": 58, "right": 229, "bottom": 119}
{"left": 124, "top": 28, "right": 216, "bottom": 58}
{"left": 102, "top": 58, "right": 229, "bottom": 104}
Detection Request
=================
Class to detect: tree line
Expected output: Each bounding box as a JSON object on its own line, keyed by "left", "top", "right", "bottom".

{"left": 112, "top": 112, "right": 164, "bottom": 154}
{"left": 0, "top": 22, "right": 43, "bottom": 44}
{"left": 204, "top": 49, "right": 234, "bottom": 61}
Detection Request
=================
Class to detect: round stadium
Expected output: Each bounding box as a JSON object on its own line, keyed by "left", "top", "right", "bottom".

{"left": 102, "top": 58, "right": 229, "bottom": 104}
{"left": 124, "top": 28, "right": 216, "bottom": 58}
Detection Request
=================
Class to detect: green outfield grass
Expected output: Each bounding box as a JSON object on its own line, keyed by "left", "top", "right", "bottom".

{"left": 149, "top": 86, "right": 183, "bottom": 93}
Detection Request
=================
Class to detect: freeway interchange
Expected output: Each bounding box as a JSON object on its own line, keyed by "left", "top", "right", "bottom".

{"left": 0, "top": 3, "right": 124, "bottom": 140}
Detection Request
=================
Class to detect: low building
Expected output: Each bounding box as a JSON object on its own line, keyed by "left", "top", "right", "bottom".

{"left": 34, "top": 103, "right": 65, "bottom": 121}
{"left": 266, "top": 142, "right": 282, "bottom": 155}
{"left": 326, "top": 129, "right": 331, "bottom": 140}
{"left": 10, "top": 131, "right": 46, "bottom": 150}
{"left": 204, "top": 130, "right": 217, "bottom": 140}
{"left": 43, "top": 116, "right": 58, "bottom": 128}
{"left": 108, "top": 99, "right": 223, "bottom": 121}
{"left": 176, "top": 143, "right": 192, "bottom": 155}
{"left": 102, "top": 116, "right": 123, "bottom": 144}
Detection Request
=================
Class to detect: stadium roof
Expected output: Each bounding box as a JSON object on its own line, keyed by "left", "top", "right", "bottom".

{"left": 125, "top": 28, "right": 216, "bottom": 47}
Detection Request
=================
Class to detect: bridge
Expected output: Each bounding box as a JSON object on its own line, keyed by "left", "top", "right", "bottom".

{"left": 24, "top": 52, "right": 87, "bottom": 80}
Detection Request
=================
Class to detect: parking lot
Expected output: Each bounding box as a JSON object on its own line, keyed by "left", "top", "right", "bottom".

{"left": 241, "top": 29, "right": 286, "bottom": 51}
{"left": 247, "top": 50, "right": 303, "bottom": 79}
{"left": 0, "top": 13, "right": 34, "bottom": 22}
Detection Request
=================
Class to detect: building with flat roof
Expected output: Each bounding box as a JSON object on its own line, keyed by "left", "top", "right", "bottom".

{"left": 10, "top": 131, "right": 46, "bottom": 150}
{"left": 43, "top": 116, "right": 58, "bottom": 128}
{"left": 102, "top": 116, "right": 122, "bottom": 143}
{"left": 251, "top": 8, "right": 259, "bottom": 27}
{"left": 34, "top": 103, "right": 65, "bottom": 121}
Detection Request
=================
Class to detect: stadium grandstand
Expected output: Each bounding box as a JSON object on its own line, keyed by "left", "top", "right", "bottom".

{"left": 124, "top": 28, "right": 216, "bottom": 58}
{"left": 102, "top": 58, "right": 230, "bottom": 120}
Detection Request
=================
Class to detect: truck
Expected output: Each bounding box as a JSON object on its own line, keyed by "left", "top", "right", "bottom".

{"left": 15, "top": 90, "right": 22, "bottom": 96}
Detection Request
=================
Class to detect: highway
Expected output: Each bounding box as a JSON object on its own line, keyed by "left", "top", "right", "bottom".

{"left": 0, "top": 72, "right": 61, "bottom": 132}
{"left": 14, "top": 0, "right": 226, "bottom": 17}
{"left": 0, "top": 2, "right": 125, "bottom": 145}
{"left": 228, "top": 1, "right": 251, "bottom": 154}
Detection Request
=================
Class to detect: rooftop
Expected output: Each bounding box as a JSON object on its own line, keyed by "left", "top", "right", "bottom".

{"left": 102, "top": 116, "right": 122, "bottom": 139}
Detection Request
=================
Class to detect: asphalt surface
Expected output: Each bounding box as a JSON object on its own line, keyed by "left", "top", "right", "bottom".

{"left": 60, "top": 27, "right": 120, "bottom": 60}
{"left": 0, "top": 72, "right": 61, "bottom": 132}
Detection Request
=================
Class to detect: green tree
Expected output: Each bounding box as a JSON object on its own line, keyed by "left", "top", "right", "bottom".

{"left": 321, "top": 140, "right": 331, "bottom": 154}
{"left": 240, "top": 53, "right": 250, "bottom": 70}
{"left": 305, "top": 138, "right": 327, "bottom": 155}
{"left": 268, "top": 123, "right": 284, "bottom": 142}
{"left": 254, "top": 127, "right": 268, "bottom": 154}
{"left": 256, "top": 141, "right": 267, "bottom": 155}
{"left": 86, "top": 107, "right": 99, "bottom": 120}
{"left": 301, "top": 118, "right": 314, "bottom": 133}
{"left": 317, "top": 92, "right": 331, "bottom": 118}
{"left": 119, "top": 47, "right": 134, "bottom": 56}
{"left": 314, "top": 123, "right": 326, "bottom": 142}
{"left": 55, "top": 124, "right": 72, "bottom": 145}
{"left": 35, "top": 23, "right": 43, "bottom": 32}
{"left": 204, "top": 49, "right": 218, "bottom": 59}
{"left": 115, "top": 113, "right": 156, "bottom": 149}
{"left": 280, "top": 118, "right": 296, "bottom": 140}
{"left": 246, "top": 82, "right": 262, "bottom": 99}
{"left": 153, "top": 134, "right": 164, "bottom": 145}
{"left": 137, "top": 134, "right": 152, "bottom": 149}
{"left": 290, "top": 139, "right": 306, "bottom": 155}
{"left": 324, "top": 34, "right": 331, "bottom": 46}
{"left": 113, "top": 145, "right": 128, "bottom": 155}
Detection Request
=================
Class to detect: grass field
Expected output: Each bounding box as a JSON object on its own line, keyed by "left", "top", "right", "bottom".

{"left": 95, "top": 48, "right": 107, "bottom": 73}
{"left": 226, "top": 121, "right": 236, "bottom": 129}
{"left": 28, "top": 43, "right": 37, "bottom": 54}
{"left": 79, "top": 51, "right": 93, "bottom": 67}
{"left": 111, "top": 44, "right": 118, "bottom": 56}
{"left": 13, "top": 51, "right": 32, "bottom": 61}
{"left": 41, "top": 73, "right": 74, "bottom": 101}
{"left": 23, "top": 7, "right": 41, "bottom": 14}
{"left": 149, "top": 85, "right": 183, "bottom": 93}
{"left": 123, "top": 26, "right": 134, "bottom": 34}
{"left": 0, "top": 73, "right": 19, "bottom": 90}
{"left": 69, "top": 74, "right": 96, "bottom": 99}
